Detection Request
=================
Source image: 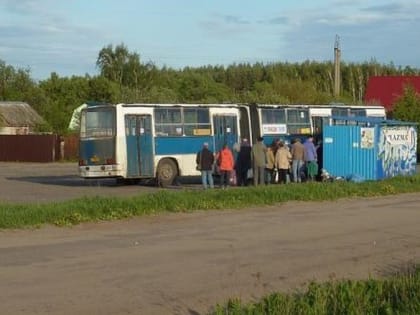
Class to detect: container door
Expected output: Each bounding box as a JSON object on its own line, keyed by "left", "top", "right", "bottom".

{"left": 125, "top": 115, "right": 154, "bottom": 177}
{"left": 212, "top": 115, "right": 238, "bottom": 152}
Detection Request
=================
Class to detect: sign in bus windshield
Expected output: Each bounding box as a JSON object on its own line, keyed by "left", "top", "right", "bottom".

{"left": 262, "top": 124, "right": 287, "bottom": 134}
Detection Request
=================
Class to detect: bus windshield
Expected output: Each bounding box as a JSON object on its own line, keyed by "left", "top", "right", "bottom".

{"left": 80, "top": 108, "right": 115, "bottom": 138}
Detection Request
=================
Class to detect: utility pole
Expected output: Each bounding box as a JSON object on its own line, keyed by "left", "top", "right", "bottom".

{"left": 334, "top": 35, "right": 341, "bottom": 98}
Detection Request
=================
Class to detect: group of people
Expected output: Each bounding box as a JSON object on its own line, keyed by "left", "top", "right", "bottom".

{"left": 195, "top": 136, "right": 319, "bottom": 189}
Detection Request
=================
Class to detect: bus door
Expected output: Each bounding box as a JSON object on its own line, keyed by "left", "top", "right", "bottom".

{"left": 312, "top": 116, "right": 330, "bottom": 136}
{"left": 125, "top": 115, "right": 154, "bottom": 177}
{"left": 212, "top": 115, "right": 238, "bottom": 152}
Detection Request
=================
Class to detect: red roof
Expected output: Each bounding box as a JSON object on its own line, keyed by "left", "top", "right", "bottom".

{"left": 364, "top": 76, "right": 420, "bottom": 111}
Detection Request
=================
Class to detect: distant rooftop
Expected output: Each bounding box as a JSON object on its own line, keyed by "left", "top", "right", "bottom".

{"left": 364, "top": 76, "right": 420, "bottom": 111}
{"left": 0, "top": 101, "right": 45, "bottom": 127}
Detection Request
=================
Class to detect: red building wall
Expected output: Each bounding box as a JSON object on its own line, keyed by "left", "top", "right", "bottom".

{"left": 364, "top": 76, "right": 420, "bottom": 111}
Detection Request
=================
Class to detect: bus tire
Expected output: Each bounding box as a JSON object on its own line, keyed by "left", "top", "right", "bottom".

{"left": 157, "top": 159, "right": 178, "bottom": 187}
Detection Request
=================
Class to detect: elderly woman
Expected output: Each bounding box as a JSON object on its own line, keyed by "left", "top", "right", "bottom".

{"left": 275, "top": 141, "right": 292, "bottom": 184}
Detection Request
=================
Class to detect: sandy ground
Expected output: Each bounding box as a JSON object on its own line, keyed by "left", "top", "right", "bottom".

{"left": 1, "top": 192, "right": 419, "bottom": 315}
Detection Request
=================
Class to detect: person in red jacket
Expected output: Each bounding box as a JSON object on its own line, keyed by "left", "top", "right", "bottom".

{"left": 217, "top": 144, "right": 235, "bottom": 189}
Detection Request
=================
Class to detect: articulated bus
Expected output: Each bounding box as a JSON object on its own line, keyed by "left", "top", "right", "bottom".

{"left": 78, "top": 103, "right": 386, "bottom": 186}
{"left": 79, "top": 103, "right": 251, "bottom": 186}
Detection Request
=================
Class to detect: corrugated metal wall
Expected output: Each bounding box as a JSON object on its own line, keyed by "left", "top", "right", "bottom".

{"left": 323, "top": 125, "right": 378, "bottom": 180}
{"left": 0, "top": 134, "right": 80, "bottom": 162}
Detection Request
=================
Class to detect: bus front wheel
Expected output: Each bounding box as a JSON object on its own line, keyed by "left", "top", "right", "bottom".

{"left": 157, "top": 159, "right": 178, "bottom": 187}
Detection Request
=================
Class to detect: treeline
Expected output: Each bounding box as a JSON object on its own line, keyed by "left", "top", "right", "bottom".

{"left": 1, "top": 43, "right": 419, "bottom": 134}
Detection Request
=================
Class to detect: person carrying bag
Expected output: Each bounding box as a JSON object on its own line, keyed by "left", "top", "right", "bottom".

{"left": 217, "top": 144, "right": 235, "bottom": 189}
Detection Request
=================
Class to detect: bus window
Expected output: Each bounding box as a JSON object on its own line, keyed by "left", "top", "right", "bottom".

{"left": 80, "top": 109, "right": 115, "bottom": 138}
{"left": 286, "top": 109, "right": 310, "bottom": 134}
{"left": 261, "top": 108, "right": 286, "bottom": 124}
{"left": 350, "top": 109, "right": 367, "bottom": 117}
{"left": 260, "top": 108, "right": 287, "bottom": 134}
{"left": 155, "top": 108, "right": 182, "bottom": 136}
{"left": 184, "top": 108, "right": 211, "bottom": 136}
{"left": 331, "top": 108, "right": 349, "bottom": 117}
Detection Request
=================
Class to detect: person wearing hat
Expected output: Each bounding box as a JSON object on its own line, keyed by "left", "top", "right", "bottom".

{"left": 196, "top": 142, "right": 215, "bottom": 189}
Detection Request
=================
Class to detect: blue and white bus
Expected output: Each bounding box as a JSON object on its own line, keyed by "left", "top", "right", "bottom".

{"left": 78, "top": 103, "right": 251, "bottom": 186}
{"left": 78, "top": 103, "right": 386, "bottom": 186}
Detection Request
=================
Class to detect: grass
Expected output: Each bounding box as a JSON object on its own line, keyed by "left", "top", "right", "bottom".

{"left": 1, "top": 174, "right": 420, "bottom": 229}
{"left": 210, "top": 267, "right": 420, "bottom": 315}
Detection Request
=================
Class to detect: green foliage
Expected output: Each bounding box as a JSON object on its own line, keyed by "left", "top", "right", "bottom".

{"left": 392, "top": 85, "right": 420, "bottom": 154}
{"left": 393, "top": 85, "right": 420, "bottom": 122}
{"left": 211, "top": 268, "right": 420, "bottom": 315}
{"left": 1, "top": 47, "right": 420, "bottom": 135}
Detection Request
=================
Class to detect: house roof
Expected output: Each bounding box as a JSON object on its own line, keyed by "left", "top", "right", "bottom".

{"left": 0, "top": 101, "right": 45, "bottom": 127}
{"left": 364, "top": 76, "right": 420, "bottom": 111}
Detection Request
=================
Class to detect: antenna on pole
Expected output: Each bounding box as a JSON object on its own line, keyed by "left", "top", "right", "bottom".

{"left": 334, "top": 35, "right": 341, "bottom": 98}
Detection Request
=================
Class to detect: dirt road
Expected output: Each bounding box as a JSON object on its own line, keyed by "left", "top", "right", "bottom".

{"left": 1, "top": 193, "right": 419, "bottom": 315}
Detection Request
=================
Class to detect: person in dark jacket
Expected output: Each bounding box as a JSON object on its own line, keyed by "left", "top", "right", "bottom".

{"left": 235, "top": 139, "right": 252, "bottom": 186}
{"left": 196, "top": 142, "right": 215, "bottom": 189}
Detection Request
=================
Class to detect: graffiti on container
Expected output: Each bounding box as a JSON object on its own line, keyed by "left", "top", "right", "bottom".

{"left": 378, "top": 126, "right": 417, "bottom": 178}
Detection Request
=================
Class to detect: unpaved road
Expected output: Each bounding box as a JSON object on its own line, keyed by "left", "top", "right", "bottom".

{"left": 1, "top": 192, "right": 419, "bottom": 315}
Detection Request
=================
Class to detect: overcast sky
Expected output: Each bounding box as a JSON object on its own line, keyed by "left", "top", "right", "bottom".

{"left": 0, "top": 0, "right": 419, "bottom": 80}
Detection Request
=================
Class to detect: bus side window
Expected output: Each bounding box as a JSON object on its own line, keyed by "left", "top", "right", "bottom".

{"left": 155, "top": 108, "right": 182, "bottom": 136}
{"left": 184, "top": 108, "right": 211, "bottom": 136}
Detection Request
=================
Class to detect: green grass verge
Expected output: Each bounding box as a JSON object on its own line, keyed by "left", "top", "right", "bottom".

{"left": 210, "top": 267, "right": 420, "bottom": 315}
{"left": 1, "top": 174, "right": 420, "bottom": 229}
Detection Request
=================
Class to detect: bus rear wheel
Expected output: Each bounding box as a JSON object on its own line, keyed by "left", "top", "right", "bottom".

{"left": 157, "top": 159, "right": 178, "bottom": 187}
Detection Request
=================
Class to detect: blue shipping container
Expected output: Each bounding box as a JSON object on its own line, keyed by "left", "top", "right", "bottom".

{"left": 323, "top": 122, "right": 417, "bottom": 180}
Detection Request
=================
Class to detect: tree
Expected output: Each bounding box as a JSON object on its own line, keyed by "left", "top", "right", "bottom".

{"left": 39, "top": 73, "right": 90, "bottom": 133}
{"left": 393, "top": 85, "right": 420, "bottom": 122}
{"left": 96, "top": 43, "right": 129, "bottom": 85}
{"left": 392, "top": 84, "right": 420, "bottom": 155}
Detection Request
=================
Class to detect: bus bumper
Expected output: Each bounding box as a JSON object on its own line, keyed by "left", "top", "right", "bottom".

{"left": 79, "top": 165, "right": 123, "bottom": 178}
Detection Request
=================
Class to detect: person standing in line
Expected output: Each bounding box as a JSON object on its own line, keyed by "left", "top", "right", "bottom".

{"left": 275, "top": 141, "right": 292, "bottom": 184}
{"left": 217, "top": 144, "right": 235, "bottom": 189}
{"left": 252, "top": 136, "right": 267, "bottom": 186}
{"left": 235, "top": 139, "right": 252, "bottom": 186}
{"left": 265, "top": 139, "right": 279, "bottom": 184}
{"left": 196, "top": 142, "right": 215, "bottom": 189}
{"left": 290, "top": 138, "right": 305, "bottom": 183}
{"left": 303, "top": 136, "right": 318, "bottom": 181}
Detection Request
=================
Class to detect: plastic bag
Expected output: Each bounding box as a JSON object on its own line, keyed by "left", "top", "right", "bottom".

{"left": 229, "top": 170, "right": 237, "bottom": 186}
